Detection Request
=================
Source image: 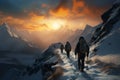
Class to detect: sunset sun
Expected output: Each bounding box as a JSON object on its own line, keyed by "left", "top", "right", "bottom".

{"left": 52, "top": 22, "right": 61, "bottom": 30}
{"left": 48, "top": 19, "right": 66, "bottom": 30}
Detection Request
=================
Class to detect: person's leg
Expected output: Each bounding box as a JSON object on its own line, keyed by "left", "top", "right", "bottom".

{"left": 81, "top": 57, "right": 85, "bottom": 72}
{"left": 78, "top": 56, "right": 81, "bottom": 70}
{"left": 68, "top": 51, "right": 70, "bottom": 58}
{"left": 67, "top": 51, "right": 69, "bottom": 58}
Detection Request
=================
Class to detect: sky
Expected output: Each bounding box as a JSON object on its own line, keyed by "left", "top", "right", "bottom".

{"left": 0, "top": 0, "right": 115, "bottom": 31}
{"left": 0, "top": 0, "right": 116, "bottom": 48}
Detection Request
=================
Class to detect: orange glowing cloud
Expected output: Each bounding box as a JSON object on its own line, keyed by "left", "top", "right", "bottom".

{"left": 0, "top": 0, "right": 108, "bottom": 32}
{"left": 50, "top": 7, "right": 70, "bottom": 18}
{"left": 72, "top": 0, "right": 85, "bottom": 13}
{"left": 0, "top": 13, "right": 49, "bottom": 32}
{"left": 48, "top": 0, "right": 103, "bottom": 22}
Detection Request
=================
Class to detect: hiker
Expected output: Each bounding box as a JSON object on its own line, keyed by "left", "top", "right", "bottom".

{"left": 60, "top": 44, "right": 64, "bottom": 53}
{"left": 75, "top": 36, "right": 89, "bottom": 72}
{"left": 65, "top": 41, "right": 71, "bottom": 58}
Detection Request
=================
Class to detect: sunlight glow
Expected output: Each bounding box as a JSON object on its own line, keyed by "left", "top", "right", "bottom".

{"left": 52, "top": 22, "right": 61, "bottom": 30}
{"left": 48, "top": 19, "right": 66, "bottom": 30}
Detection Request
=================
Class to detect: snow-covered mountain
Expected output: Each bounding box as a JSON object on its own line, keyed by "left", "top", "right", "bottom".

{"left": 88, "top": 0, "right": 120, "bottom": 76}
{"left": 80, "top": 24, "right": 94, "bottom": 42}
{"left": 1, "top": 0, "right": 120, "bottom": 80}
{"left": 90, "top": 1, "right": 120, "bottom": 44}
{"left": 90, "top": 0, "right": 120, "bottom": 55}
{"left": 19, "top": 1, "right": 120, "bottom": 80}
{"left": 0, "top": 23, "right": 42, "bottom": 79}
{"left": 68, "top": 29, "right": 83, "bottom": 49}
{"left": 0, "top": 23, "right": 41, "bottom": 53}
{"left": 91, "top": 22, "right": 120, "bottom": 56}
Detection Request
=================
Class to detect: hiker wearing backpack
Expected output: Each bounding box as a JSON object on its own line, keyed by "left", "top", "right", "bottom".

{"left": 60, "top": 44, "right": 64, "bottom": 53}
{"left": 65, "top": 41, "right": 71, "bottom": 58}
{"left": 75, "top": 36, "right": 89, "bottom": 72}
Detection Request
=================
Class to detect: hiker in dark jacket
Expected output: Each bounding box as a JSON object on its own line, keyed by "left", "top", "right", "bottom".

{"left": 60, "top": 44, "right": 64, "bottom": 53}
{"left": 75, "top": 36, "right": 89, "bottom": 72}
{"left": 65, "top": 41, "right": 71, "bottom": 58}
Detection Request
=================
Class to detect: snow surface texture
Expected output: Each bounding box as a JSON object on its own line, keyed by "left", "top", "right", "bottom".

{"left": 90, "top": 16, "right": 120, "bottom": 65}
{"left": 20, "top": 42, "right": 119, "bottom": 80}
{"left": 56, "top": 50, "right": 120, "bottom": 80}
{"left": 1, "top": 42, "right": 120, "bottom": 80}
{"left": 89, "top": 0, "right": 120, "bottom": 70}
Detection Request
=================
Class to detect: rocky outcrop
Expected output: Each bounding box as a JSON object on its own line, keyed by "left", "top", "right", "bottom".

{"left": 90, "top": 2, "right": 120, "bottom": 44}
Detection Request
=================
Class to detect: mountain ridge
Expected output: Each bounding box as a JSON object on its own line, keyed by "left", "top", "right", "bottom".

{"left": 0, "top": 23, "right": 41, "bottom": 54}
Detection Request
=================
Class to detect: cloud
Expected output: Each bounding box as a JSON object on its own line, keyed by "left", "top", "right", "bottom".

{"left": 53, "top": 0, "right": 72, "bottom": 12}
{"left": 0, "top": 0, "right": 116, "bottom": 31}
{"left": 0, "top": 0, "right": 50, "bottom": 18}
{"left": 84, "top": 0, "right": 115, "bottom": 7}
{"left": 0, "top": 0, "right": 117, "bottom": 48}
{"left": 0, "top": 13, "right": 49, "bottom": 32}
{"left": 0, "top": 0, "right": 30, "bottom": 19}
{"left": 0, "top": 0, "right": 115, "bottom": 18}
{"left": 49, "top": 0, "right": 105, "bottom": 22}
{"left": 50, "top": 8, "right": 70, "bottom": 18}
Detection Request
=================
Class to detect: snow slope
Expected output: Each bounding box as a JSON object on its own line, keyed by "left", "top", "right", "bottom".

{"left": 90, "top": 1, "right": 120, "bottom": 44}
{"left": 1, "top": 42, "right": 120, "bottom": 80}
{"left": 91, "top": 20, "right": 120, "bottom": 55}
{"left": 56, "top": 50, "right": 120, "bottom": 80}
{"left": 89, "top": 0, "right": 120, "bottom": 63}
{"left": 87, "top": 0, "right": 120, "bottom": 76}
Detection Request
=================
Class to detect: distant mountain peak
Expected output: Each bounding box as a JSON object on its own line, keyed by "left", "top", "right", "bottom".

{"left": 85, "top": 24, "right": 92, "bottom": 28}
{"left": 0, "top": 22, "right": 8, "bottom": 30}
{"left": 0, "top": 23, "right": 11, "bottom": 37}
{"left": 82, "top": 24, "right": 93, "bottom": 34}
{"left": 0, "top": 22, "right": 19, "bottom": 38}
{"left": 0, "top": 23, "right": 41, "bottom": 53}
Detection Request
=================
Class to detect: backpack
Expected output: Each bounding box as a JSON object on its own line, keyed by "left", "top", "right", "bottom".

{"left": 80, "top": 43, "right": 87, "bottom": 53}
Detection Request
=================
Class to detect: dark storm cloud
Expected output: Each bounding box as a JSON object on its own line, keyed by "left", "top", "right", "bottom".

{"left": 73, "top": 0, "right": 116, "bottom": 21}
{"left": 0, "top": 0, "right": 116, "bottom": 19}
{"left": 84, "top": 0, "right": 115, "bottom": 7}
{"left": 0, "top": 0, "right": 53, "bottom": 18}
{"left": 0, "top": 0, "right": 31, "bottom": 18}
{"left": 53, "top": 0, "right": 73, "bottom": 11}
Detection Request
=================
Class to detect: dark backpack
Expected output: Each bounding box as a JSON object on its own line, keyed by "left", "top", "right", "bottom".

{"left": 76, "top": 42, "right": 88, "bottom": 53}
{"left": 80, "top": 43, "right": 87, "bottom": 53}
